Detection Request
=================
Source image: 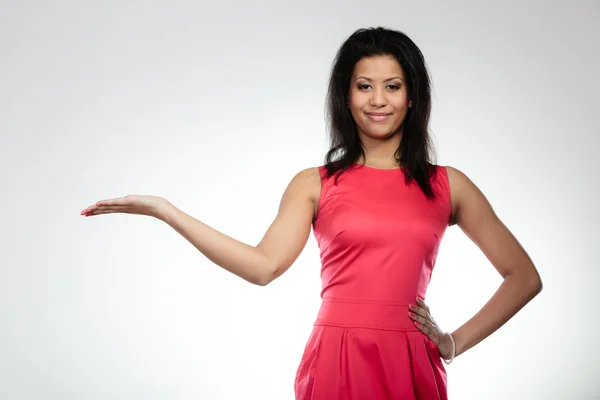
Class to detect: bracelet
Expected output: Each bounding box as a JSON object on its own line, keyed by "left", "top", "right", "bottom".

{"left": 443, "top": 332, "right": 456, "bottom": 365}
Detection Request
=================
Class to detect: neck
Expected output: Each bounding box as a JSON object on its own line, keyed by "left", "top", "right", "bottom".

{"left": 357, "top": 131, "right": 402, "bottom": 168}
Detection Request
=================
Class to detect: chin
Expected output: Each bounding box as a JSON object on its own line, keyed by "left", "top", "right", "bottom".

{"left": 364, "top": 131, "right": 397, "bottom": 140}
{"left": 363, "top": 126, "right": 401, "bottom": 139}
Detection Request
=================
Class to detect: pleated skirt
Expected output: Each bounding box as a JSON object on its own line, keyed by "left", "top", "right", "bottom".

{"left": 294, "top": 299, "right": 448, "bottom": 400}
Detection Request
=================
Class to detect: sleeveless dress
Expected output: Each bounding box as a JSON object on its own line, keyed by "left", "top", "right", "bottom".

{"left": 294, "top": 163, "right": 452, "bottom": 400}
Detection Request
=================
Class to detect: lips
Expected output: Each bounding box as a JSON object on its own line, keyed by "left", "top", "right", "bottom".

{"left": 366, "top": 112, "right": 391, "bottom": 121}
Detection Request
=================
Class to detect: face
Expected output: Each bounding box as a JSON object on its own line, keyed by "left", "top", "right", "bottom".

{"left": 349, "top": 55, "right": 412, "bottom": 140}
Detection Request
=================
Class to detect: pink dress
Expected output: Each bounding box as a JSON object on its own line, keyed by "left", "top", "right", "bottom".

{"left": 294, "top": 164, "right": 452, "bottom": 400}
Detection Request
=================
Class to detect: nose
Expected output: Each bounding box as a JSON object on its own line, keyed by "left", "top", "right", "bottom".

{"left": 369, "top": 87, "right": 387, "bottom": 107}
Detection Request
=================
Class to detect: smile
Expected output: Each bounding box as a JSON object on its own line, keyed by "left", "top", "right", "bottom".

{"left": 366, "top": 113, "right": 391, "bottom": 121}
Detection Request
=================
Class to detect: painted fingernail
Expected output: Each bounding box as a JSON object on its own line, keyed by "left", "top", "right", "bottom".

{"left": 409, "top": 311, "right": 414, "bottom": 317}
{"left": 415, "top": 322, "right": 420, "bottom": 327}
{"left": 409, "top": 304, "right": 415, "bottom": 309}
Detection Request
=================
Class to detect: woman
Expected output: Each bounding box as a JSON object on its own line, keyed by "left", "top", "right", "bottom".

{"left": 80, "top": 27, "right": 543, "bottom": 399}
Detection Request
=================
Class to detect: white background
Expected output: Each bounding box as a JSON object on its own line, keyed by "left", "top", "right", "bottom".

{"left": 1, "top": 0, "right": 598, "bottom": 399}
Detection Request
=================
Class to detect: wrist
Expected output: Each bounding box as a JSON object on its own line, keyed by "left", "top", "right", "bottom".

{"left": 154, "top": 199, "right": 177, "bottom": 222}
{"left": 442, "top": 332, "right": 457, "bottom": 364}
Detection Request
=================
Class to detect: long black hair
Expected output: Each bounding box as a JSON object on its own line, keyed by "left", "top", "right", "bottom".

{"left": 324, "top": 27, "right": 438, "bottom": 200}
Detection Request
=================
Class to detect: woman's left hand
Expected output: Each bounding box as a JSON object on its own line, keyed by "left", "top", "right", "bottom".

{"left": 408, "top": 297, "right": 454, "bottom": 360}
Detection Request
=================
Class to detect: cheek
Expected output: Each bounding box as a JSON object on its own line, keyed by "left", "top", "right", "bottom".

{"left": 391, "top": 94, "right": 409, "bottom": 109}
{"left": 392, "top": 100, "right": 409, "bottom": 117}
{"left": 349, "top": 98, "right": 365, "bottom": 120}
{"left": 348, "top": 92, "right": 363, "bottom": 110}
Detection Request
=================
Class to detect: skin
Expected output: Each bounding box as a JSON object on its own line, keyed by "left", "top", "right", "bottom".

{"left": 350, "top": 55, "right": 412, "bottom": 168}
{"left": 80, "top": 55, "right": 543, "bottom": 362}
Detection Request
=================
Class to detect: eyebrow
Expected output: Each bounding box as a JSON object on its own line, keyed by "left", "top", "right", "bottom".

{"left": 356, "top": 76, "right": 404, "bottom": 82}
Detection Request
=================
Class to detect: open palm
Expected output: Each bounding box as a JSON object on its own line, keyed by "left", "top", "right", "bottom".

{"left": 80, "top": 194, "right": 166, "bottom": 218}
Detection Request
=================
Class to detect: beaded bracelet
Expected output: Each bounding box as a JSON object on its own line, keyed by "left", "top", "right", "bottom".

{"left": 443, "top": 332, "right": 456, "bottom": 365}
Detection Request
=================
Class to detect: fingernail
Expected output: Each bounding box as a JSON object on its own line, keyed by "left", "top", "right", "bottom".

{"left": 409, "top": 311, "right": 414, "bottom": 317}
{"left": 415, "top": 322, "right": 420, "bottom": 327}
{"left": 409, "top": 304, "right": 415, "bottom": 309}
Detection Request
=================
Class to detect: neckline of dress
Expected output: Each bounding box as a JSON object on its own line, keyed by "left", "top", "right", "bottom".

{"left": 353, "top": 163, "right": 403, "bottom": 171}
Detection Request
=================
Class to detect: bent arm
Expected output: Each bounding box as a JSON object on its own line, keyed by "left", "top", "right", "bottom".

{"left": 157, "top": 168, "right": 319, "bottom": 286}
{"left": 446, "top": 166, "right": 543, "bottom": 357}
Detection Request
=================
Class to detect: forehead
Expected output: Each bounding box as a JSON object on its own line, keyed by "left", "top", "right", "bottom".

{"left": 352, "top": 55, "right": 404, "bottom": 79}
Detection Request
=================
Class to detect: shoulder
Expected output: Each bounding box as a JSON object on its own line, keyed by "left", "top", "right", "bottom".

{"left": 288, "top": 167, "right": 321, "bottom": 200}
{"left": 285, "top": 166, "right": 322, "bottom": 211}
{"left": 442, "top": 165, "right": 493, "bottom": 225}
{"left": 443, "top": 165, "right": 480, "bottom": 198}
{"left": 290, "top": 166, "right": 322, "bottom": 187}
{"left": 443, "top": 165, "right": 469, "bottom": 187}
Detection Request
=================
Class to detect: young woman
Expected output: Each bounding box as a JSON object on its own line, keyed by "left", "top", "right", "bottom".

{"left": 80, "top": 27, "right": 543, "bottom": 399}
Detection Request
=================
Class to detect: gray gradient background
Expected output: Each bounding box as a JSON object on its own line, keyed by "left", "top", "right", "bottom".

{"left": 1, "top": 0, "right": 599, "bottom": 399}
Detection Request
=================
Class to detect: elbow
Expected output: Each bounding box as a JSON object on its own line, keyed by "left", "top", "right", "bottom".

{"left": 523, "top": 270, "right": 543, "bottom": 297}
{"left": 529, "top": 266, "right": 543, "bottom": 295}
{"left": 254, "top": 276, "right": 271, "bottom": 287}
{"left": 254, "top": 263, "right": 281, "bottom": 287}
{"left": 259, "top": 261, "right": 290, "bottom": 286}
{"left": 506, "top": 268, "right": 543, "bottom": 298}
{"left": 532, "top": 275, "right": 543, "bottom": 295}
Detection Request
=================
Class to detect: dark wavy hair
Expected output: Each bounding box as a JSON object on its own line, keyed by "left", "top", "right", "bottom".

{"left": 324, "top": 27, "right": 439, "bottom": 200}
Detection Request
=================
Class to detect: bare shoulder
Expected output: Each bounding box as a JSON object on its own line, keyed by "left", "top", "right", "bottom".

{"left": 444, "top": 165, "right": 472, "bottom": 195}
{"left": 444, "top": 165, "right": 496, "bottom": 227}
{"left": 294, "top": 166, "right": 321, "bottom": 180}
{"left": 290, "top": 167, "right": 321, "bottom": 190}
{"left": 285, "top": 166, "right": 322, "bottom": 217}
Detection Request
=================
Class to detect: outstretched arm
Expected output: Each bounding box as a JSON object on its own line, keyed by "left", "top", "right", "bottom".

{"left": 160, "top": 168, "right": 319, "bottom": 285}
{"left": 81, "top": 167, "right": 320, "bottom": 286}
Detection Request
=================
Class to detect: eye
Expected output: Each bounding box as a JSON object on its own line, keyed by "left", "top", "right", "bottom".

{"left": 387, "top": 84, "right": 401, "bottom": 90}
{"left": 358, "top": 84, "right": 371, "bottom": 90}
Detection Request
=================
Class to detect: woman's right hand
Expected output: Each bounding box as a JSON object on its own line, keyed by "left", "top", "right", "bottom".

{"left": 80, "top": 194, "right": 168, "bottom": 219}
